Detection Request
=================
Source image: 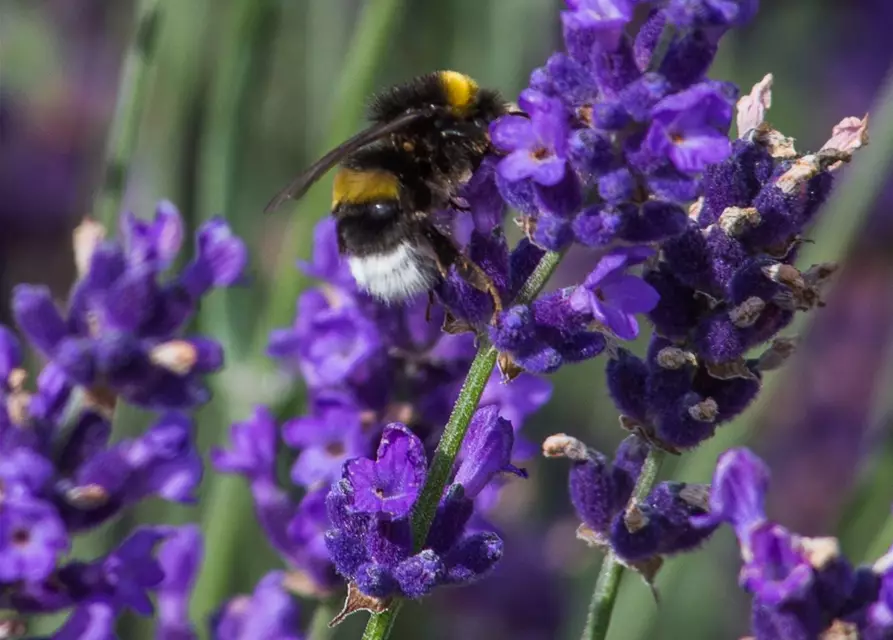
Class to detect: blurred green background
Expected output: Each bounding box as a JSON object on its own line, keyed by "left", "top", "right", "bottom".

{"left": 3, "top": 1, "right": 893, "bottom": 638}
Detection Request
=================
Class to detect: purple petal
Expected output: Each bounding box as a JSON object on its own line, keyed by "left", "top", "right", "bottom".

{"left": 599, "top": 274, "right": 661, "bottom": 314}
{"left": 53, "top": 602, "right": 117, "bottom": 640}
{"left": 157, "top": 525, "right": 202, "bottom": 640}
{"left": 12, "top": 285, "right": 69, "bottom": 356}
{"left": 490, "top": 116, "right": 537, "bottom": 152}
{"left": 530, "top": 156, "right": 568, "bottom": 187}
{"left": 498, "top": 151, "right": 538, "bottom": 183}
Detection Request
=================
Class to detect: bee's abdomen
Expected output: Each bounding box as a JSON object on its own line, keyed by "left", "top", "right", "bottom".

{"left": 347, "top": 242, "right": 440, "bottom": 301}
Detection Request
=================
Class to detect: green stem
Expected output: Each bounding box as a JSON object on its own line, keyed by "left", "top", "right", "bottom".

{"left": 361, "top": 250, "right": 563, "bottom": 639}
{"left": 93, "top": 0, "right": 163, "bottom": 229}
{"left": 582, "top": 447, "right": 666, "bottom": 640}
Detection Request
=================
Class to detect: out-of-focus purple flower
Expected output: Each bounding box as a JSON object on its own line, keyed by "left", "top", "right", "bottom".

{"left": 157, "top": 525, "right": 202, "bottom": 640}
{"left": 0, "top": 496, "right": 68, "bottom": 583}
{"left": 11, "top": 204, "right": 246, "bottom": 411}
{"left": 282, "top": 392, "right": 371, "bottom": 488}
{"left": 569, "top": 248, "right": 660, "bottom": 340}
{"left": 268, "top": 290, "right": 384, "bottom": 389}
{"left": 212, "top": 407, "right": 340, "bottom": 598}
{"left": 211, "top": 572, "right": 303, "bottom": 640}
{"left": 690, "top": 447, "right": 769, "bottom": 544}
{"left": 697, "top": 447, "right": 893, "bottom": 639}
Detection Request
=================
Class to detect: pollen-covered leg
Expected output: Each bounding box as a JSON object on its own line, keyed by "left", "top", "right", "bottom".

{"left": 455, "top": 254, "right": 504, "bottom": 323}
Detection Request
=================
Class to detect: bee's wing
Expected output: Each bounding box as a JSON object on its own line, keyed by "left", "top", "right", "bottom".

{"left": 263, "top": 109, "right": 433, "bottom": 213}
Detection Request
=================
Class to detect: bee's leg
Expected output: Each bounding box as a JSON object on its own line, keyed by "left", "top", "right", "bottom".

{"left": 425, "top": 290, "right": 436, "bottom": 323}
{"left": 419, "top": 223, "right": 503, "bottom": 324}
{"left": 449, "top": 196, "right": 471, "bottom": 212}
{"left": 455, "top": 254, "right": 504, "bottom": 321}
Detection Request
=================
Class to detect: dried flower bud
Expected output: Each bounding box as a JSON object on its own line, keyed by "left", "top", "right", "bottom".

{"left": 542, "top": 434, "right": 589, "bottom": 460}
{"left": 706, "top": 359, "right": 758, "bottom": 381}
{"left": 752, "top": 122, "right": 797, "bottom": 159}
{"left": 718, "top": 206, "right": 761, "bottom": 237}
{"left": 736, "top": 73, "right": 773, "bottom": 137}
{"left": 754, "top": 337, "right": 798, "bottom": 371}
{"left": 655, "top": 346, "right": 697, "bottom": 369}
{"left": 678, "top": 484, "right": 711, "bottom": 511}
{"left": 729, "top": 297, "right": 766, "bottom": 328}
{"left": 623, "top": 500, "right": 648, "bottom": 533}
{"left": 820, "top": 114, "right": 869, "bottom": 170}
{"left": 0, "top": 618, "right": 26, "bottom": 640}
{"left": 797, "top": 535, "right": 840, "bottom": 570}
{"left": 149, "top": 340, "right": 198, "bottom": 375}
{"left": 688, "top": 398, "right": 719, "bottom": 422}
{"left": 329, "top": 583, "right": 392, "bottom": 628}
{"left": 73, "top": 217, "right": 107, "bottom": 278}
{"left": 65, "top": 484, "right": 111, "bottom": 509}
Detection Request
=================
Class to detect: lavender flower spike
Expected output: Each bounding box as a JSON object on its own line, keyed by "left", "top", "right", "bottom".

{"left": 12, "top": 203, "right": 247, "bottom": 411}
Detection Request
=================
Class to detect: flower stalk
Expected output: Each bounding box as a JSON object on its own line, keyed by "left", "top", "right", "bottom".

{"left": 361, "top": 250, "right": 563, "bottom": 639}
{"left": 583, "top": 447, "right": 667, "bottom": 640}
{"left": 92, "top": 0, "right": 164, "bottom": 228}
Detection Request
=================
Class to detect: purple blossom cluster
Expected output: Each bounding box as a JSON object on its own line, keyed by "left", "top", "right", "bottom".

{"left": 325, "top": 414, "right": 522, "bottom": 604}
{"left": 0, "top": 202, "right": 245, "bottom": 636}
{"left": 156, "top": 526, "right": 307, "bottom": 639}
{"left": 12, "top": 202, "right": 247, "bottom": 411}
{"left": 544, "top": 433, "right": 715, "bottom": 580}
{"left": 702, "top": 448, "right": 893, "bottom": 640}
{"left": 487, "top": 0, "right": 758, "bottom": 372}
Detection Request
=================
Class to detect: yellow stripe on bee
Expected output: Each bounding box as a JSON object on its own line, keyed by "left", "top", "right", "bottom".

{"left": 439, "top": 70, "right": 478, "bottom": 113}
{"left": 332, "top": 168, "right": 400, "bottom": 207}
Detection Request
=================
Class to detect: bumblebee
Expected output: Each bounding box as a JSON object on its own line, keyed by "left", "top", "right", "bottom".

{"left": 265, "top": 70, "right": 508, "bottom": 310}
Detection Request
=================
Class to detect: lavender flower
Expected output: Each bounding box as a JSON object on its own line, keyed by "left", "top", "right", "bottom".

{"left": 12, "top": 203, "right": 247, "bottom": 411}
{"left": 699, "top": 447, "right": 892, "bottom": 639}
{"left": 569, "top": 247, "right": 659, "bottom": 340}
{"left": 0, "top": 325, "right": 201, "bottom": 631}
{"left": 544, "top": 433, "right": 716, "bottom": 580}
{"left": 324, "top": 412, "right": 523, "bottom": 611}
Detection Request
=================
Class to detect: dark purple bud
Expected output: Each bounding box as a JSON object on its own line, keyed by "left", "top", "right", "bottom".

{"left": 454, "top": 406, "right": 518, "bottom": 499}
{"left": 532, "top": 213, "right": 575, "bottom": 252}
{"left": 655, "top": 392, "right": 718, "bottom": 448}
{"left": 644, "top": 268, "right": 701, "bottom": 339}
{"left": 427, "top": 486, "right": 474, "bottom": 554}
{"left": 606, "top": 348, "right": 649, "bottom": 422}
{"left": 616, "top": 200, "right": 689, "bottom": 243}
{"left": 695, "top": 312, "right": 747, "bottom": 363}
{"left": 568, "top": 129, "right": 615, "bottom": 184}
{"left": 394, "top": 550, "right": 445, "bottom": 598}
{"left": 572, "top": 206, "right": 621, "bottom": 248}
{"left": 353, "top": 562, "right": 400, "bottom": 598}
{"left": 659, "top": 29, "right": 717, "bottom": 88}
{"left": 443, "top": 532, "right": 504, "bottom": 585}
{"left": 598, "top": 168, "right": 636, "bottom": 204}
{"left": 544, "top": 53, "right": 599, "bottom": 107}
{"left": 618, "top": 73, "right": 671, "bottom": 122}
{"left": 699, "top": 140, "right": 774, "bottom": 226}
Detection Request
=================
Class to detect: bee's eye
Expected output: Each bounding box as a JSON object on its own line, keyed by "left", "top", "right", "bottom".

{"left": 369, "top": 202, "right": 395, "bottom": 218}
